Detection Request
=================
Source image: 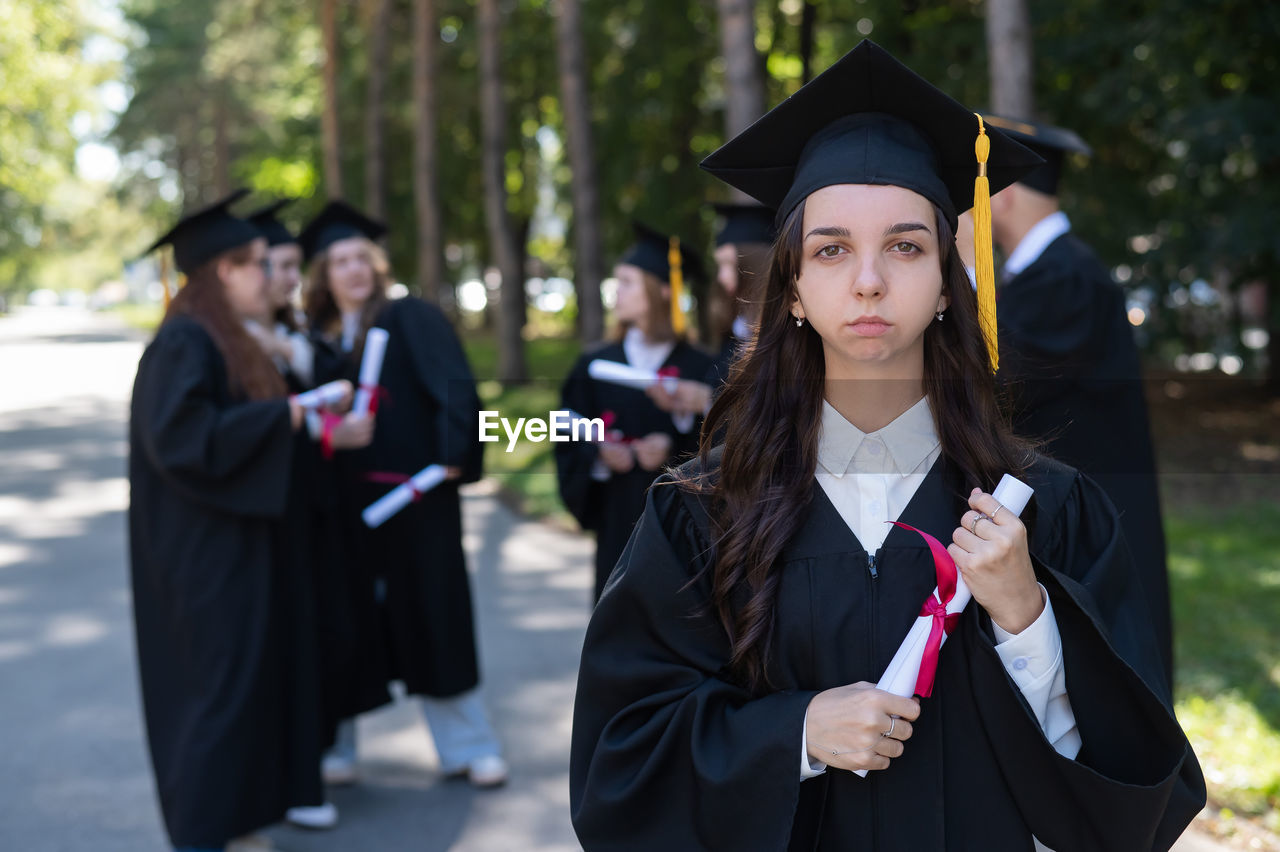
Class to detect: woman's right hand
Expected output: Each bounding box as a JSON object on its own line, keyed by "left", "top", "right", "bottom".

{"left": 805, "top": 682, "right": 920, "bottom": 773}
{"left": 329, "top": 413, "right": 376, "bottom": 450}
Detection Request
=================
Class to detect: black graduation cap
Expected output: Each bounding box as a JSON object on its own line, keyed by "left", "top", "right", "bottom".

{"left": 297, "top": 200, "right": 388, "bottom": 263}
{"left": 700, "top": 40, "right": 1043, "bottom": 231}
{"left": 143, "top": 188, "right": 262, "bottom": 276}
{"left": 979, "top": 114, "right": 1092, "bottom": 196}
{"left": 618, "top": 222, "right": 705, "bottom": 284}
{"left": 713, "top": 203, "right": 778, "bottom": 247}
{"left": 245, "top": 199, "right": 298, "bottom": 247}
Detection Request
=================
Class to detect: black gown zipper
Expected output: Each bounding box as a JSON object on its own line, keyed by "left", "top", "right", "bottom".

{"left": 867, "top": 551, "right": 879, "bottom": 579}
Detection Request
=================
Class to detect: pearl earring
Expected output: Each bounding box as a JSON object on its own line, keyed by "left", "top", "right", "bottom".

{"left": 795, "top": 316, "right": 805, "bottom": 327}
{"left": 936, "top": 311, "right": 944, "bottom": 322}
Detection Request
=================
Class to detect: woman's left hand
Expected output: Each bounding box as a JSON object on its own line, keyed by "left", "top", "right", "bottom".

{"left": 949, "top": 488, "right": 1043, "bottom": 635}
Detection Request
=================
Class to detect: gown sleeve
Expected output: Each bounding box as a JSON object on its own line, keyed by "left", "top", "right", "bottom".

{"left": 554, "top": 355, "right": 605, "bottom": 532}
{"left": 133, "top": 320, "right": 294, "bottom": 518}
{"left": 963, "top": 465, "right": 1205, "bottom": 852}
{"left": 395, "top": 299, "right": 485, "bottom": 482}
{"left": 569, "top": 479, "right": 818, "bottom": 851}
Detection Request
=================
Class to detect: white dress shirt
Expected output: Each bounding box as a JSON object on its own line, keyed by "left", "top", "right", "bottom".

{"left": 801, "top": 397, "right": 1080, "bottom": 811}
{"left": 1003, "top": 211, "right": 1071, "bottom": 281}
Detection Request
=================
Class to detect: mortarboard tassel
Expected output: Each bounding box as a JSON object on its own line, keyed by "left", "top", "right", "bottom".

{"left": 668, "top": 236, "right": 686, "bottom": 336}
{"left": 972, "top": 114, "right": 998, "bottom": 372}
{"left": 160, "top": 246, "right": 173, "bottom": 311}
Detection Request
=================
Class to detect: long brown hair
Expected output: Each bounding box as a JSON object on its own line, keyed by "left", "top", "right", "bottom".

{"left": 304, "top": 236, "right": 391, "bottom": 363}
{"left": 165, "top": 244, "right": 287, "bottom": 401}
{"left": 675, "top": 198, "right": 1032, "bottom": 693}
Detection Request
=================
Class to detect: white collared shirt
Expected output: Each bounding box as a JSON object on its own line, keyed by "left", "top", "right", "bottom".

{"left": 340, "top": 310, "right": 362, "bottom": 353}
{"left": 1003, "top": 211, "right": 1071, "bottom": 281}
{"left": 802, "top": 397, "right": 1080, "bottom": 798}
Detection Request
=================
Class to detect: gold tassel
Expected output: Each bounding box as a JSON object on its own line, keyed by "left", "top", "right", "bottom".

{"left": 972, "top": 113, "right": 999, "bottom": 372}
{"left": 668, "top": 236, "right": 686, "bottom": 336}
{"left": 160, "top": 246, "right": 172, "bottom": 311}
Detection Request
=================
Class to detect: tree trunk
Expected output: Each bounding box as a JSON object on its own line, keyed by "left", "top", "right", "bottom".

{"left": 986, "top": 0, "right": 1034, "bottom": 116}
{"left": 717, "top": 0, "right": 765, "bottom": 137}
{"left": 412, "top": 0, "right": 445, "bottom": 305}
{"left": 364, "top": 0, "right": 391, "bottom": 220}
{"left": 1267, "top": 278, "right": 1280, "bottom": 395}
{"left": 212, "top": 92, "right": 232, "bottom": 198}
{"left": 478, "top": 0, "right": 527, "bottom": 382}
{"left": 552, "top": 0, "right": 605, "bottom": 343}
{"left": 717, "top": 0, "right": 765, "bottom": 206}
{"left": 321, "top": 0, "right": 344, "bottom": 198}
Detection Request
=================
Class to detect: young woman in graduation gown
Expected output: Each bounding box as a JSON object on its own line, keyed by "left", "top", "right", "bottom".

{"left": 555, "top": 224, "right": 715, "bottom": 602}
{"left": 302, "top": 201, "right": 507, "bottom": 787}
{"left": 244, "top": 200, "right": 315, "bottom": 392}
{"left": 646, "top": 205, "right": 773, "bottom": 421}
{"left": 129, "top": 194, "right": 336, "bottom": 850}
{"left": 570, "top": 42, "right": 1205, "bottom": 851}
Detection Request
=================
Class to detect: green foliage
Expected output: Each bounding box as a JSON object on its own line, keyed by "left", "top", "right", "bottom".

{"left": 1168, "top": 502, "right": 1280, "bottom": 818}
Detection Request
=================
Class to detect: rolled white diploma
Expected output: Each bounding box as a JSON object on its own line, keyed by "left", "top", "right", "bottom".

{"left": 352, "top": 327, "right": 390, "bottom": 417}
{"left": 361, "top": 464, "right": 447, "bottom": 529}
{"left": 854, "top": 473, "right": 1035, "bottom": 777}
{"left": 586, "top": 359, "right": 678, "bottom": 393}
{"left": 291, "top": 380, "right": 349, "bottom": 410}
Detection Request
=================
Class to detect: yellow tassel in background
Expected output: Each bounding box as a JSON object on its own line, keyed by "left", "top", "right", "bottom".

{"left": 972, "top": 114, "right": 999, "bottom": 372}
{"left": 160, "top": 247, "right": 172, "bottom": 311}
{"left": 668, "top": 236, "right": 686, "bottom": 336}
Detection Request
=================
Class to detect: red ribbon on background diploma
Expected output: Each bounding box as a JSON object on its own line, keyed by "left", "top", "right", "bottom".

{"left": 656, "top": 366, "right": 680, "bottom": 380}
{"left": 360, "top": 384, "right": 390, "bottom": 415}
{"left": 889, "top": 521, "right": 962, "bottom": 698}
{"left": 365, "top": 471, "right": 426, "bottom": 502}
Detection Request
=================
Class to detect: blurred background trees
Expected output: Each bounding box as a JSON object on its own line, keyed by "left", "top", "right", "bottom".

{"left": 2, "top": 0, "right": 1279, "bottom": 389}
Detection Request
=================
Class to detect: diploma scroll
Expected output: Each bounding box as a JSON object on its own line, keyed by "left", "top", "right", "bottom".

{"left": 586, "top": 359, "right": 678, "bottom": 393}
{"left": 352, "top": 328, "right": 390, "bottom": 417}
{"left": 854, "top": 474, "right": 1034, "bottom": 777}
{"left": 291, "top": 380, "right": 348, "bottom": 410}
{"left": 361, "top": 464, "right": 447, "bottom": 528}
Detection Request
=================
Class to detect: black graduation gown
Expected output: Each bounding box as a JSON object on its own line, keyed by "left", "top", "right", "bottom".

{"left": 570, "top": 450, "right": 1205, "bottom": 851}
{"left": 312, "top": 296, "right": 485, "bottom": 705}
{"left": 128, "top": 316, "right": 322, "bottom": 846}
{"left": 555, "top": 340, "right": 715, "bottom": 601}
{"left": 998, "top": 233, "right": 1173, "bottom": 689}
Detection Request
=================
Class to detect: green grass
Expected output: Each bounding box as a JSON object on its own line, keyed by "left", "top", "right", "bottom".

{"left": 463, "top": 334, "right": 582, "bottom": 522}
{"left": 1168, "top": 502, "right": 1280, "bottom": 829}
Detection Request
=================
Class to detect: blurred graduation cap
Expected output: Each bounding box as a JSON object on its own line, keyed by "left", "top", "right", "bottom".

{"left": 699, "top": 39, "right": 1044, "bottom": 370}
{"left": 143, "top": 188, "right": 261, "bottom": 276}
{"left": 979, "top": 114, "right": 1093, "bottom": 196}
{"left": 245, "top": 199, "right": 298, "bottom": 247}
{"left": 618, "top": 222, "right": 706, "bottom": 336}
{"left": 712, "top": 203, "right": 778, "bottom": 248}
{"left": 298, "top": 200, "right": 388, "bottom": 263}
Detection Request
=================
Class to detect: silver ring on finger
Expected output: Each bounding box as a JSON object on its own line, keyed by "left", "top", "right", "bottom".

{"left": 882, "top": 716, "right": 896, "bottom": 738}
{"left": 969, "top": 513, "right": 988, "bottom": 535}
{"left": 991, "top": 503, "right": 1004, "bottom": 522}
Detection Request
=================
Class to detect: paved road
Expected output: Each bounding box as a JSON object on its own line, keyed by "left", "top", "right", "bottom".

{"left": 0, "top": 306, "right": 1229, "bottom": 851}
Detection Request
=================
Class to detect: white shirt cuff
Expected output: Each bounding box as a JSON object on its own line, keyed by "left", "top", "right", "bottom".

{"left": 800, "top": 707, "right": 827, "bottom": 779}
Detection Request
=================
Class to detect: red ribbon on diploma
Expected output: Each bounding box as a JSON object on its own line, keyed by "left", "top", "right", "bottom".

{"left": 320, "top": 412, "right": 343, "bottom": 460}
{"left": 890, "top": 521, "right": 962, "bottom": 698}
{"left": 656, "top": 366, "right": 680, "bottom": 380}
{"left": 365, "top": 471, "right": 427, "bottom": 502}
{"left": 361, "top": 384, "right": 390, "bottom": 415}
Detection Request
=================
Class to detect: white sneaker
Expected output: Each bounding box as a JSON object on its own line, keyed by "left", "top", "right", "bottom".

{"left": 321, "top": 754, "right": 358, "bottom": 786}
{"left": 285, "top": 802, "right": 339, "bottom": 830}
{"left": 466, "top": 754, "right": 509, "bottom": 788}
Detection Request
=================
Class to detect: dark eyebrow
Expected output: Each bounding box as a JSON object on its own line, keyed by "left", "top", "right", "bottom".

{"left": 884, "top": 222, "right": 932, "bottom": 237}
{"left": 804, "top": 226, "right": 851, "bottom": 240}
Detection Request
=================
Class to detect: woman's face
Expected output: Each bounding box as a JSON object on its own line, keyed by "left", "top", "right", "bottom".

{"left": 267, "top": 243, "right": 303, "bottom": 310}
{"left": 221, "top": 238, "right": 271, "bottom": 320}
{"left": 326, "top": 236, "right": 376, "bottom": 310}
{"left": 715, "top": 244, "right": 740, "bottom": 297}
{"left": 792, "top": 183, "right": 948, "bottom": 379}
{"left": 612, "top": 263, "right": 655, "bottom": 326}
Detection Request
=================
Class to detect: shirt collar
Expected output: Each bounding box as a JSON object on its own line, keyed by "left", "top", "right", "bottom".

{"left": 623, "top": 326, "right": 675, "bottom": 373}
{"left": 816, "top": 396, "right": 939, "bottom": 478}
{"left": 1003, "top": 211, "right": 1071, "bottom": 280}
